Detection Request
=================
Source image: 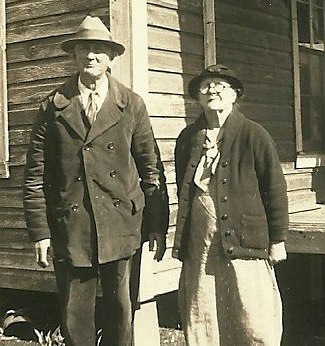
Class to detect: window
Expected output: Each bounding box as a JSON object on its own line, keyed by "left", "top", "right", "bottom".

{"left": 0, "top": 1, "right": 8, "bottom": 178}
{"left": 292, "top": 0, "right": 325, "bottom": 155}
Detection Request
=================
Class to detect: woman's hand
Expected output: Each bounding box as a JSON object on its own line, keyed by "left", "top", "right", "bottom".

{"left": 269, "top": 241, "right": 287, "bottom": 266}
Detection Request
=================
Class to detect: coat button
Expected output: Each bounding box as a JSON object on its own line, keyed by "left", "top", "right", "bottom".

{"left": 221, "top": 214, "right": 228, "bottom": 220}
{"left": 224, "top": 230, "right": 231, "bottom": 237}
{"left": 221, "top": 196, "right": 228, "bottom": 202}
{"left": 71, "top": 204, "right": 79, "bottom": 212}
{"left": 110, "top": 171, "right": 116, "bottom": 178}
{"left": 113, "top": 199, "right": 121, "bottom": 207}
{"left": 227, "top": 247, "right": 234, "bottom": 254}
{"left": 107, "top": 142, "right": 115, "bottom": 149}
{"left": 222, "top": 161, "right": 229, "bottom": 167}
{"left": 221, "top": 178, "right": 227, "bottom": 184}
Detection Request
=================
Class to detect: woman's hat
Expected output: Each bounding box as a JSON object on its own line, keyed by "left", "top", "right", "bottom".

{"left": 188, "top": 64, "right": 244, "bottom": 99}
{"left": 61, "top": 16, "right": 125, "bottom": 56}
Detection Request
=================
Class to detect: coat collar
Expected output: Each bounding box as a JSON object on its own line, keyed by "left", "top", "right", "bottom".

{"left": 191, "top": 105, "right": 245, "bottom": 158}
{"left": 52, "top": 73, "right": 129, "bottom": 142}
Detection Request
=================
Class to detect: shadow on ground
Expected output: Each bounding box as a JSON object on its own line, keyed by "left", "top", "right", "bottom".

{"left": 0, "top": 289, "right": 184, "bottom": 345}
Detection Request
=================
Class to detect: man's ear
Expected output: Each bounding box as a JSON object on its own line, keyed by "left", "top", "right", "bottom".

{"left": 107, "top": 57, "right": 116, "bottom": 70}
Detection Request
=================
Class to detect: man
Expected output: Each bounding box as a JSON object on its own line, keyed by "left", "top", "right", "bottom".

{"left": 24, "top": 16, "right": 168, "bottom": 346}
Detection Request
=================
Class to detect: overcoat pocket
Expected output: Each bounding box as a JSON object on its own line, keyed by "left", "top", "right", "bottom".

{"left": 130, "top": 190, "right": 145, "bottom": 215}
{"left": 239, "top": 213, "right": 269, "bottom": 249}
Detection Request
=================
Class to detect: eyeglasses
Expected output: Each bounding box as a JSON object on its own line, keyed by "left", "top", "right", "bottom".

{"left": 199, "top": 82, "right": 231, "bottom": 95}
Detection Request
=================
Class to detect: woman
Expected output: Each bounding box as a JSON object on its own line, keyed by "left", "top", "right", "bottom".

{"left": 172, "top": 64, "right": 288, "bottom": 346}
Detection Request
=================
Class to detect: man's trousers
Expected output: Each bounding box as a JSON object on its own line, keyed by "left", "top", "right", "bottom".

{"left": 54, "top": 257, "right": 133, "bottom": 346}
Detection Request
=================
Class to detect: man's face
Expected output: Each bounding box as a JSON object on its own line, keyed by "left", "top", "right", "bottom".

{"left": 74, "top": 41, "right": 115, "bottom": 79}
{"left": 197, "top": 77, "right": 237, "bottom": 111}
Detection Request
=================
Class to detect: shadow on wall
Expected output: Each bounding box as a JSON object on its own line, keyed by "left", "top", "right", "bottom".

{"left": 177, "top": 1, "right": 205, "bottom": 128}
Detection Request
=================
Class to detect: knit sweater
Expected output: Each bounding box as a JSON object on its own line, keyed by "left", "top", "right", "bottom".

{"left": 172, "top": 107, "right": 288, "bottom": 261}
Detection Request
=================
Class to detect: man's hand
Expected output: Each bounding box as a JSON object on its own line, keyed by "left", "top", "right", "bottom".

{"left": 35, "top": 239, "right": 51, "bottom": 268}
{"left": 149, "top": 232, "right": 166, "bottom": 262}
{"left": 269, "top": 241, "right": 287, "bottom": 266}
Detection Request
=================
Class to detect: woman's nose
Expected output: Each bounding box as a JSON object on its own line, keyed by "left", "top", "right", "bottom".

{"left": 86, "top": 51, "right": 96, "bottom": 59}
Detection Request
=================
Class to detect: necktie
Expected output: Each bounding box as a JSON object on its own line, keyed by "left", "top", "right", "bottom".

{"left": 194, "top": 128, "right": 223, "bottom": 191}
{"left": 86, "top": 91, "right": 98, "bottom": 125}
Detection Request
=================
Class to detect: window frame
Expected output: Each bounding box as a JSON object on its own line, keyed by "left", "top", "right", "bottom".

{"left": 292, "top": 0, "right": 325, "bottom": 168}
{"left": 0, "top": 2, "right": 8, "bottom": 178}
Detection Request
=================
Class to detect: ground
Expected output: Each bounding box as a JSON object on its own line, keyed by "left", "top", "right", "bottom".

{"left": 0, "top": 289, "right": 185, "bottom": 346}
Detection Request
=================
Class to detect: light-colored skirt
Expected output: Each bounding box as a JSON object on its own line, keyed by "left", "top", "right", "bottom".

{"left": 178, "top": 189, "right": 282, "bottom": 346}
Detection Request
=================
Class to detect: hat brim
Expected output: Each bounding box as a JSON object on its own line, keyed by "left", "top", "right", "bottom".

{"left": 188, "top": 72, "right": 244, "bottom": 99}
{"left": 61, "top": 35, "right": 125, "bottom": 56}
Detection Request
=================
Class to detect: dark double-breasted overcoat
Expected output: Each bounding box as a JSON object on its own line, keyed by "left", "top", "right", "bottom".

{"left": 24, "top": 74, "right": 168, "bottom": 267}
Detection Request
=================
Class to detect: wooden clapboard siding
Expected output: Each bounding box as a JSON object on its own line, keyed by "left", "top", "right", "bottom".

{"left": 147, "top": 0, "right": 204, "bottom": 293}
{"left": 215, "top": 0, "right": 293, "bottom": 161}
{"left": 0, "top": 0, "right": 110, "bottom": 292}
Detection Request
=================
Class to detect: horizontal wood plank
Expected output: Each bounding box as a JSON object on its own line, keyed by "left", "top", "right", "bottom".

{"left": 148, "top": 49, "right": 203, "bottom": 76}
{"left": 148, "top": 27, "right": 204, "bottom": 55}
{"left": 217, "top": 42, "right": 292, "bottom": 75}
{"left": 286, "top": 172, "right": 313, "bottom": 192}
{"left": 6, "top": 0, "right": 107, "bottom": 24}
{"left": 215, "top": 2, "right": 290, "bottom": 36}
{"left": 0, "top": 267, "right": 56, "bottom": 292}
{"left": 8, "top": 80, "right": 65, "bottom": 106}
{"left": 7, "top": 37, "right": 68, "bottom": 64}
{"left": 148, "top": 93, "right": 201, "bottom": 117}
{"left": 148, "top": 3, "right": 203, "bottom": 34}
{"left": 0, "top": 209, "right": 26, "bottom": 228}
{"left": 216, "top": 22, "right": 291, "bottom": 53}
{"left": 8, "top": 58, "right": 75, "bottom": 84}
{"left": 288, "top": 190, "right": 317, "bottom": 213}
{"left": 220, "top": 0, "right": 290, "bottom": 19}
{"left": 0, "top": 166, "right": 25, "bottom": 187}
{"left": 0, "top": 249, "right": 53, "bottom": 270}
{"left": 9, "top": 108, "right": 38, "bottom": 126}
{"left": 153, "top": 267, "right": 181, "bottom": 296}
{"left": 6, "top": 9, "right": 108, "bottom": 44}
{"left": 148, "top": 0, "right": 202, "bottom": 13}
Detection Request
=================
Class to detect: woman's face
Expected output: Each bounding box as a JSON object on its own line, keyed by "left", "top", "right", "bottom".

{"left": 197, "top": 77, "right": 237, "bottom": 111}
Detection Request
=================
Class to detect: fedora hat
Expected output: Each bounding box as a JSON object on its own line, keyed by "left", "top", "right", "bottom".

{"left": 188, "top": 64, "right": 244, "bottom": 99}
{"left": 61, "top": 16, "right": 125, "bottom": 56}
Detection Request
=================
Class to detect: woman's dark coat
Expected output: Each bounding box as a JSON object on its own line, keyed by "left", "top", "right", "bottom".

{"left": 172, "top": 108, "right": 288, "bottom": 261}
{"left": 24, "top": 74, "right": 168, "bottom": 267}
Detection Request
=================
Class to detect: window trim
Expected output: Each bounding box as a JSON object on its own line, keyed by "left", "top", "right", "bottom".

{"left": 292, "top": 0, "right": 325, "bottom": 167}
{"left": 291, "top": 0, "right": 304, "bottom": 154}
{"left": 0, "top": 2, "right": 9, "bottom": 178}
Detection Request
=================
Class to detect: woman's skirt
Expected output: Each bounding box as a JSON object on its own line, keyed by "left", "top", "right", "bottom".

{"left": 178, "top": 189, "right": 283, "bottom": 346}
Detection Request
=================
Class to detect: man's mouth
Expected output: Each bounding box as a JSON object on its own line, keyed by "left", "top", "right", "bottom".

{"left": 208, "top": 96, "right": 221, "bottom": 102}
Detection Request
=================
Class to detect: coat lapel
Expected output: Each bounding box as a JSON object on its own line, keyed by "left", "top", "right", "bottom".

{"left": 85, "top": 93, "right": 124, "bottom": 144}
{"left": 53, "top": 75, "right": 88, "bottom": 140}
{"left": 85, "top": 75, "right": 128, "bottom": 144}
{"left": 221, "top": 106, "right": 245, "bottom": 154}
